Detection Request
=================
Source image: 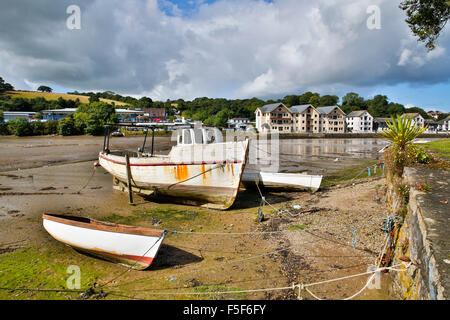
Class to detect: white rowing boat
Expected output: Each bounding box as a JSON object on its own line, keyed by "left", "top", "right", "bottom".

{"left": 42, "top": 214, "right": 165, "bottom": 270}
{"left": 241, "top": 171, "right": 322, "bottom": 192}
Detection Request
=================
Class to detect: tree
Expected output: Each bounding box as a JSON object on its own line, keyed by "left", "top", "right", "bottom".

{"left": 0, "top": 77, "right": 14, "bottom": 93}
{"left": 0, "top": 110, "right": 3, "bottom": 123}
{"left": 37, "top": 85, "right": 52, "bottom": 93}
{"left": 58, "top": 115, "right": 77, "bottom": 136}
{"left": 318, "top": 95, "right": 339, "bottom": 107}
{"left": 7, "top": 118, "right": 32, "bottom": 136}
{"left": 89, "top": 95, "right": 100, "bottom": 103}
{"left": 400, "top": 0, "right": 450, "bottom": 50}
{"left": 283, "top": 95, "right": 300, "bottom": 107}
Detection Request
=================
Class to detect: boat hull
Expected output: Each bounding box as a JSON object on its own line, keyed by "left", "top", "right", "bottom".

{"left": 99, "top": 140, "right": 249, "bottom": 210}
{"left": 241, "top": 171, "right": 322, "bottom": 192}
{"left": 42, "top": 214, "right": 165, "bottom": 270}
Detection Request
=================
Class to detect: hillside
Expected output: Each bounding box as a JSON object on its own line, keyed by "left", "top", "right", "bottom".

{"left": 5, "top": 91, "right": 131, "bottom": 107}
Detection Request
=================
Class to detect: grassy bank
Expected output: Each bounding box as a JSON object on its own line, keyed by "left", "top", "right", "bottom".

{"left": 417, "top": 139, "right": 450, "bottom": 160}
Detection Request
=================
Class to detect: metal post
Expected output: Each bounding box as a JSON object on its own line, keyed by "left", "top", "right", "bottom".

{"left": 142, "top": 128, "right": 148, "bottom": 153}
{"left": 151, "top": 128, "right": 155, "bottom": 156}
{"left": 125, "top": 154, "right": 133, "bottom": 205}
{"left": 367, "top": 167, "right": 371, "bottom": 177}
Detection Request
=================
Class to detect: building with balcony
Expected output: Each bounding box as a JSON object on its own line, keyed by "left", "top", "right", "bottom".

{"left": 255, "top": 103, "right": 293, "bottom": 133}
{"left": 289, "top": 104, "right": 321, "bottom": 133}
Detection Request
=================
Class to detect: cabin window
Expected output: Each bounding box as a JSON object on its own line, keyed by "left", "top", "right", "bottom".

{"left": 183, "top": 130, "right": 192, "bottom": 145}
{"left": 193, "top": 129, "right": 203, "bottom": 144}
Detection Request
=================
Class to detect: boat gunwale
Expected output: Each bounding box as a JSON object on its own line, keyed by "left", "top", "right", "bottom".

{"left": 42, "top": 214, "right": 165, "bottom": 237}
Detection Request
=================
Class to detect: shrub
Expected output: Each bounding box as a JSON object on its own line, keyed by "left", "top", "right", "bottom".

{"left": 44, "top": 120, "right": 59, "bottom": 135}
{"left": 58, "top": 115, "right": 77, "bottom": 136}
{"left": 7, "top": 118, "right": 32, "bottom": 136}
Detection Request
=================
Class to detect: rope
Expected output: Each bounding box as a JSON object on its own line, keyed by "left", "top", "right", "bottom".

{"left": 72, "top": 166, "right": 97, "bottom": 194}
{"left": 110, "top": 262, "right": 411, "bottom": 299}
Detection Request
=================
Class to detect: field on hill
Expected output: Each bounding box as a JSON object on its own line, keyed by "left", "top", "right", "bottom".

{"left": 6, "top": 91, "right": 130, "bottom": 107}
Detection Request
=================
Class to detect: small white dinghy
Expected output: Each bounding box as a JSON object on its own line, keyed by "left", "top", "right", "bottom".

{"left": 241, "top": 171, "right": 322, "bottom": 192}
{"left": 42, "top": 214, "right": 165, "bottom": 270}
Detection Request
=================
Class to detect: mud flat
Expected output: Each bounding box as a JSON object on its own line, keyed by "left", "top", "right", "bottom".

{"left": 0, "top": 135, "right": 396, "bottom": 300}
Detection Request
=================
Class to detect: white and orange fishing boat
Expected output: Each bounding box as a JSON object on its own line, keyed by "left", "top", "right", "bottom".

{"left": 99, "top": 124, "right": 249, "bottom": 210}
{"left": 42, "top": 214, "right": 165, "bottom": 270}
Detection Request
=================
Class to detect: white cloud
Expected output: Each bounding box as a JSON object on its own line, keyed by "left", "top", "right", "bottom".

{"left": 0, "top": 0, "right": 449, "bottom": 101}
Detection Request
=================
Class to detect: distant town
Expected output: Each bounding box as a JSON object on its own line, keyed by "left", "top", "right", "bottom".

{"left": 3, "top": 102, "right": 450, "bottom": 135}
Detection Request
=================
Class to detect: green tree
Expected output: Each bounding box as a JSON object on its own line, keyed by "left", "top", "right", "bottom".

{"left": 0, "top": 77, "right": 14, "bottom": 93}
{"left": 318, "top": 95, "right": 339, "bottom": 107}
{"left": 7, "top": 118, "right": 32, "bottom": 136}
{"left": 37, "top": 85, "right": 52, "bottom": 93}
{"left": 58, "top": 115, "right": 77, "bottom": 136}
{"left": 0, "top": 110, "right": 3, "bottom": 123}
{"left": 400, "top": 0, "right": 450, "bottom": 50}
{"left": 283, "top": 95, "right": 300, "bottom": 107}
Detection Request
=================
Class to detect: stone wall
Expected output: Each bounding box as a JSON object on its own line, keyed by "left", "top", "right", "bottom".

{"left": 390, "top": 167, "right": 449, "bottom": 300}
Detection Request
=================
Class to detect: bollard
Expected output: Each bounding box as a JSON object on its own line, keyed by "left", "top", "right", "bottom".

{"left": 367, "top": 167, "right": 371, "bottom": 177}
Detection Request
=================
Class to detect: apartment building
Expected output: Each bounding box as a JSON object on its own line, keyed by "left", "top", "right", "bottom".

{"left": 346, "top": 110, "right": 374, "bottom": 133}
{"left": 290, "top": 104, "right": 321, "bottom": 133}
{"left": 316, "top": 106, "right": 347, "bottom": 133}
{"left": 255, "top": 103, "right": 293, "bottom": 133}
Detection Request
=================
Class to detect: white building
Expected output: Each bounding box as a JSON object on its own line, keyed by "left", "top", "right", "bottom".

{"left": 402, "top": 113, "right": 425, "bottom": 128}
{"left": 227, "top": 118, "right": 252, "bottom": 130}
{"left": 438, "top": 115, "right": 450, "bottom": 132}
{"left": 346, "top": 110, "right": 374, "bottom": 133}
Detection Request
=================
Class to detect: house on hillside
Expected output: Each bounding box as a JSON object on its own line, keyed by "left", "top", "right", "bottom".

{"left": 289, "top": 104, "right": 321, "bottom": 133}
{"left": 316, "top": 106, "right": 346, "bottom": 133}
{"left": 345, "top": 110, "right": 374, "bottom": 133}
{"left": 427, "top": 110, "right": 443, "bottom": 120}
{"left": 255, "top": 103, "right": 293, "bottom": 133}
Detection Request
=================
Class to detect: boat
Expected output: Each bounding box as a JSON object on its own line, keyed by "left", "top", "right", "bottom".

{"left": 241, "top": 171, "right": 322, "bottom": 192}
{"left": 42, "top": 214, "right": 165, "bottom": 270}
{"left": 172, "top": 127, "right": 323, "bottom": 192}
{"left": 99, "top": 124, "right": 249, "bottom": 210}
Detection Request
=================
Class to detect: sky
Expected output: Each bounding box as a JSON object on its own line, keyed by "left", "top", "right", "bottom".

{"left": 0, "top": 0, "right": 449, "bottom": 112}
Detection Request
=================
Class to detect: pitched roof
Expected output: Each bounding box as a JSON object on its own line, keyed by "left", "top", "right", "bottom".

{"left": 289, "top": 104, "right": 313, "bottom": 113}
{"left": 316, "top": 106, "right": 338, "bottom": 115}
{"left": 347, "top": 110, "right": 369, "bottom": 117}
{"left": 402, "top": 113, "right": 422, "bottom": 119}
{"left": 258, "top": 103, "right": 289, "bottom": 113}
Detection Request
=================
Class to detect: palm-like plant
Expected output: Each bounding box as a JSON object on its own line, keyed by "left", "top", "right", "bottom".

{"left": 381, "top": 114, "right": 428, "bottom": 150}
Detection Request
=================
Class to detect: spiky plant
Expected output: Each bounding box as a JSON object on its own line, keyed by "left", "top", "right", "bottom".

{"left": 381, "top": 114, "right": 427, "bottom": 150}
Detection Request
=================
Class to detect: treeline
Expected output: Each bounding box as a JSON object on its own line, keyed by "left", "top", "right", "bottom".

{"left": 68, "top": 90, "right": 439, "bottom": 126}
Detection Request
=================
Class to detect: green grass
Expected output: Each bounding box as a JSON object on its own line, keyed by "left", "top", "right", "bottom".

{"left": 0, "top": 247, "right": 105, "bottom": 299}
{"left": 417, "top": 139, "right": 450, "bottom": 159}
{"left": 103, "top": 206, "right": 211, "bottom": 231}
